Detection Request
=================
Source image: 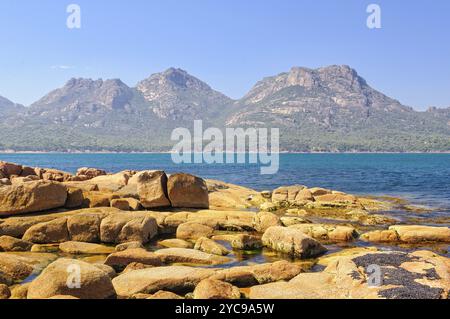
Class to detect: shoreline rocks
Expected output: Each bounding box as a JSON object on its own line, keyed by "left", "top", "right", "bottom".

{"left": 261, "top": 226, "right": 327, "bottom": 259}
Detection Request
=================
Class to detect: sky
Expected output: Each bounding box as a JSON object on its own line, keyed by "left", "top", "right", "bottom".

{"left": 0, "top": 0, "right": 449, "bottom": 110}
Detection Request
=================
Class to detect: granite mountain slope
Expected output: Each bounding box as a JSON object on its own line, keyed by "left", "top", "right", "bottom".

{"left": 0, "top": 66, "right": 449, "bottom": 152}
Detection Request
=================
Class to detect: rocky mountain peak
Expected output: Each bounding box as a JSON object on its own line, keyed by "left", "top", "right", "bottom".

{"left": 136, "top": 68, "right": 232, "bottom": 120}
{"left": 136, "top": 68, "right": 214, "bottom": 102}
{"left": 240, "top": 64, "right": 404, "bottom": 111}
{"left": 31, "top": 78, "right": 134, "bottom": 112}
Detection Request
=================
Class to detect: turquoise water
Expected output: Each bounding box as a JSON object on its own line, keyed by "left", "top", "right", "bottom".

{"left": 1, "top": 153, "right": 450, "bottom": 213}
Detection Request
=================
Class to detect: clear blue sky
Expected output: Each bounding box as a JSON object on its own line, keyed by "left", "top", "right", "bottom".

{"left": 0, "top": 0, "right": 449, "bottom": 110}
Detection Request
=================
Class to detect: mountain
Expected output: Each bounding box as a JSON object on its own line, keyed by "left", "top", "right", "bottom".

{"left": 0, "top": 65, "right": 449, "bottom": 152}
{"left": 226, "top": 65, "right": 450, "bottom": 151}
{"left": 0, "top": 95, "right": 23, "bottom": 116}
{"left": 136, "top": 68, "right": 233, "bottom": 121}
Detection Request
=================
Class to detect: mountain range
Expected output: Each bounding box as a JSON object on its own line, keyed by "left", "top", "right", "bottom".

{"left": 1, "top": 65, "right": 449, "bottom": 152}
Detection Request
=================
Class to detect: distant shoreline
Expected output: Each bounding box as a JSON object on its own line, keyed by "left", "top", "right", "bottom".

{"left": 1, "top": 151, "right": 450, "bottom": 155}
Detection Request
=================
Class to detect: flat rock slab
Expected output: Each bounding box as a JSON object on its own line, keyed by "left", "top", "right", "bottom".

{"left": 112, "top": 265, "right": 216, "bottom": 297}
{"left": 59, "top": 241, "right": 116, "bottom": 255}
{"left": 154, "top": 248, "right": 232, "bottom": 265}
{"left": 249, "top": 250, "right": 450, "bottom": 299}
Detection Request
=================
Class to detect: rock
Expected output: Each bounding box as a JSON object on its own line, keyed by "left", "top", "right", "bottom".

{"left": 65, "top": 187, "right": 84, "bottom": 208}
{"left": 9, "top": 283, "right": 30, "bottom": 299}
{"left": 280, "top": 216, "right": 310, "bottom": 226}
{"left": 0, "top": 214, "right": 65, "bottom": 238}
{"left": 11, "top": 176, "right": 38, "bottom": 184}
{"left": 27, "top": 258, "right": 116, "bottom": 299}
{"left": 0, "top": 180, "right": 67, "bottom": 216}
{"left": 360, "top": 230, "right": 399, "bottom": 242}
{"left": 259, "top": 202, "right": 278, "bottom": 212}
{"left": 31, "top": 244, "right": 60, "bottom": 253}
{"left": 314, "top": 193, "right": 358, "bottom": 205}
{"left": 165, "top": 210, "right": 255, "bottom": 231}
{"left": 210, "top": 234, "right": 261, "bottom": 250}
{"left": 82, "top": 191, "right": 119, "bottom": 208}
{"left": 89, "top": 171, "right": 132, "bottom": 192}
{"left": 260, "top": 190, "right": 272, "bottom": 199}
{"left": 230, "top": 234, "right": 262, "bottom": 250}
{"left": 0, "top": 162, "right": 22, "bottom": 177}
{"left": 0, "top": 284, "right": 11, "bottom": 299}
{"left": 134, "top": 171, "right": 171, "bottom": 208}
{"left": 249, "top": 250, "right": 450, "bottom": 299}
{"left": 22, "top": 217, "right": 69, "bottom": 244}
{"left": 67, "top": 212, "right": 106, "bottom": 243}
{"left": 154, "top": 248, "right": 232, "bottom": 265}
{"left": 21, "top": 219, "right": 64, "bottom": 246}
{"left": 167, "top": 173, "right": 209, "bottom": 208}
{"left": 317, "top": 247, "right": 379, "bottom": 267}
{"left": 110, "top": 198, "right": 142, "bottom": 211}
{"left": 100, "top": 213, "right": 158, "bottom": 244}
{"left": 193, "top": 279, "right": 240, "bottom": 299}
{"left": 207, "top": 179, "right": 262, "bottom": 209}
{"left": 0, "top": 253, "right": 34, "bottom": 281}
{"left": 39, "top": 168, "right": 73, "bottom": 182}
{"left": 308, "top": 187, "right": 332, "bottom": 196}
{"left": 48, "top": 295, "right": 80, "bottom": 299}
{"left": 211, "top": 260, "right": 304, "bottom": 287}
{"left": 148, "top": 290, "right": 183, "bottom": 299}
{"left": 262, "top": 226, "right": 327, "bottom": 258}
{"left": 112, "top": 265, "right": 216, "bottom": 297}
{"left": 59, "top": 241, "right": 115, "bottom": 255}
{"left": 0, "top": 178, "right": 11, "bottom": 186}
{"left": 289, "top": 224, "right": 358, "bottom": 241}
{"left": 252, "top": 211, "right": 282, "bottom": 233}
{"left": 345, "top": 209, "right": 395, "bottom": 225}
{"left": 272, "top": 185, "right": 308, "bottom": 205}
{"left": 361, "top": 226, "right": 450, "bottom": 243}
{"left": 194, "top": 237, "right": 230, "bottom": 256}
{"left": 63, "top": 181, "right": 99, "bottom": 192}
{"left": 115, "top": 241, "right": 144, "bottom": 252}
{"left": 159, "top": 238, "right": 194, "bottom": 249}
{"left": 122, "top": 262, "right": 153, "bottom": 273}
{"left": 389, "top": 225, "right": 450, "bottom": 243}
{"left": 176, "top": 222, "right": 214, "bottom": 241}
{"left": 104, "top": 248, "right": 162, "bottom": 270}
{"left": 0, "top": 236, "right": 32, "bottom": 252}
{"left": 286, "top": 208, "right": 308, "bottom": 216}
{"left": 76, "top": 167, "right": 107, "bottom": 179}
